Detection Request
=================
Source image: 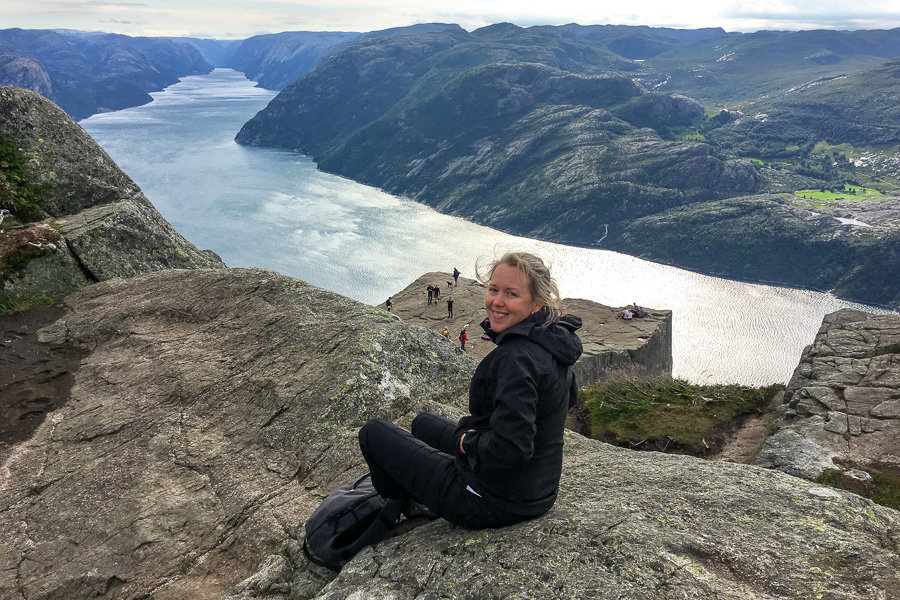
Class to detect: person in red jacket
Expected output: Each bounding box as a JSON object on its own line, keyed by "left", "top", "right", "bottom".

{"left": 358, "top": 252, "right": 582, "bottom": 528}
{"left": 459, "top": 327, "right": 468, "bottom": 351}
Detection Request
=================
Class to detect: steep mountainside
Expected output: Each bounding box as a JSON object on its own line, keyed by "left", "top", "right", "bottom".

{"left": 639, "top": 28, "right": 900, "bottom": 104}
{"left": 708, "top": 58, "right": 900, "bottom": 156}
{"left": 165, "top": 37, "right": 242, "bottom": 67}
{"left": 228, "top": 31, "right": 359, "bottom": 89}
{"left": 226, "top": 24, "right": 463, "bottom": 90}
{"left": 0, "top": 46, "right": 51, "bottom": 96}
{"left": 611, "top": 194, "right": 900, "bottom": 308}
{"left": 0, "top": 28, "right": 211, "bottom": 119}
{"left": 236, "top": 28, "right": 758, "bottom": 245}
{"left": 236, "top": 24, "right": 900, "bottom": 308}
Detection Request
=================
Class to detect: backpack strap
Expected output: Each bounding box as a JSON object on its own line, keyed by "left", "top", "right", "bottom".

{"left": 302, "top": 538, "right": 332, "bottom": 569}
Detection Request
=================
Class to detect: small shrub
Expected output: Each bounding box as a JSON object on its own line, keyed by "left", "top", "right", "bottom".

{"left": 0, "top": 293, "right": 55, "bottom": 315}
{"left": 581, "top": 375, "right": 781, "bottom": 455}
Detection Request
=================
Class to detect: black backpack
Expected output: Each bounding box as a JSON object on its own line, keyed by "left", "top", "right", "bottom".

{"left": 302, "top": 473, "right": 404, "bottom": 570}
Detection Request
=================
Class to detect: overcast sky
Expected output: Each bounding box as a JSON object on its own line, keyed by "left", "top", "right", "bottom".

{"left": 3, "top": 0, "right": 899, "bottom": 39}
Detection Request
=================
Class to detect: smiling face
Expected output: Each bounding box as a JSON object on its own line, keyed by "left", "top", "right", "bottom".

{"left": 485, "top": 263, "right": 544, "bottom": 334}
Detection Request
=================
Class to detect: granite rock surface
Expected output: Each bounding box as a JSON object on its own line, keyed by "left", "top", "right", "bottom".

{"left": 755, "top": 309, "right": 900, "bottom": 480}
{"left": 0, "top": 268, "right": 475, "bottom": 600}
{"left": 0, "top": 86, "right": 223, "bottom": 302}
{"left": 2, "top": 270, "right": 898, "bottom": 600}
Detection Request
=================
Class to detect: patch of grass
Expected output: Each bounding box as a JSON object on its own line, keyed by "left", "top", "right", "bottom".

{"left": 811, "top": 141, "right": 857, "bottom": 156}
{"left": 178, "top": 557, "right": 196, "bottom": 575}
{"left": 581, "top": 376, "right": 782, "bottom": 455}
{"left": 674, "top": 131, "right": 706, "bottom": 141}
{"left": 748, "top": 157, "right": 794, "bottom": 167}
{"left": 0, "top": 293, "right": 55, "bottom": 316}
{"left": 0, "top": 134, "right": 53, "bottom": 223}
{"left": 816, "top": 469, "right": 900, "bottom": 511}
{"left": 794, "top": 184, "right": 884, "bottom": 202}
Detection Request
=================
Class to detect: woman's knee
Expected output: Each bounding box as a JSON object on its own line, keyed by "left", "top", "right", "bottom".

{"left": 411, "top": 411, "right": 452, "bottom": 434}
{"left": 358, "top": 417, "right": 392, "bottom": 453}
{"left": 410, "top": 412, "right": 433, "bottom": 437}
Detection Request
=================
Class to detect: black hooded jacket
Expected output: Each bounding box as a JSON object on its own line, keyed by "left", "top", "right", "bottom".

{"left": 454, "top": 310, "right": 583, "bottom": 517}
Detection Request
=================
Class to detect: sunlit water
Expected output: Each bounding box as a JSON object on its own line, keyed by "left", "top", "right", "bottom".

{"left": 80, "top": 69, "right": 894, "bottom": 386}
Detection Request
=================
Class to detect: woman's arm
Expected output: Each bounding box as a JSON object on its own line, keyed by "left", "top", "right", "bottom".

{"left": 459, "top": 345, "right": 542, "bottom": 470}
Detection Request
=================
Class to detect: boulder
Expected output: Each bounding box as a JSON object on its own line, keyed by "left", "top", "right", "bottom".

{"left": 0, "top": 86, "right": 223, "bottom": 304}
{"left": 755, "top": 309, "right": 900, "bottom": 480}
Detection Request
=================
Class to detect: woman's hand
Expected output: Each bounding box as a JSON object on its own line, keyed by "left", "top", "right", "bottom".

{"left": 458, "top": 429, "right": 475, "bottom": 454}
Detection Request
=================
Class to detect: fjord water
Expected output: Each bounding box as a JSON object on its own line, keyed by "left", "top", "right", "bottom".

{"left": 80, "top": 69, "right": 890, "bottom": 386}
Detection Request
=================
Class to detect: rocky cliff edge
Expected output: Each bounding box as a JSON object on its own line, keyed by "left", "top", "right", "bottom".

{"left": 0, "top": 86, "right": 223, "bottom": 304}
{"left": 1, "top": 268, "right": 897, "bottom": 600}
{"left": 382, "top": 271, "right": 672, "bottom": 385}
{"left": 756, "top": 309, "right": 900, "bottom": 484}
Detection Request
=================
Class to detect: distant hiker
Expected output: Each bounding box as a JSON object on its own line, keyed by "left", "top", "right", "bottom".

{"left": 632, "top": 303, "right": 645, "bottom": 318}
{"left": 453, "top": 267, "right": 460, "bottom": 286}
{"left": 433, "top": 285, "right": 440, "bottom": 300}
{"left": 386, "top": 297, "right": 393, "bottom": 312}
{"left": 459, "top": 327, "right": 468, "bottom": 351}
{"left": 427, "top": 285, "right": 434, "bottom": 305}
{"left": 442, "top": 327, "right": 450, "bottom": 338}
{"left": 357, "top": 251, "right": 583, "bottom": 529}
{"left": 447, "top": 296, "right": 454, "bottom": 318}
{"left": 620, "top": 308, "right": 633, "bottom": 320}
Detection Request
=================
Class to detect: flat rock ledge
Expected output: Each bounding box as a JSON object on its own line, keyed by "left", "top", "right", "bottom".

{"left": 755, "top": 309, "right": 900, "bottom": 481}
{"left": 382, "top": 272, "right": 673, "bottom": 386}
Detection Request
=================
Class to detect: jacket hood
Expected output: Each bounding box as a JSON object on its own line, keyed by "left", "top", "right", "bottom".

{"left": 493, "top": 309, "right": 583, "bottom": 367}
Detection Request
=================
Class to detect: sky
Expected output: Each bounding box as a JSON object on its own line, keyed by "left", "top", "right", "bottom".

{"left": 2, "top": 0, "right": 899, "bottom": 39}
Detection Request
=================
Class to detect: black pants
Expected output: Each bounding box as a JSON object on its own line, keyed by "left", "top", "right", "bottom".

{"left": 358, "top": 412, "right": 521, "bottom": 529}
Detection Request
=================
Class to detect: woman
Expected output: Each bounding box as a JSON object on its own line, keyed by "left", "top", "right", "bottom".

{"left": 359, "top": 252, "right": 582, "bottom": 528}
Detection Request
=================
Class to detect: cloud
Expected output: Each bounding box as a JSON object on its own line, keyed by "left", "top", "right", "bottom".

{"left": 4, "top": 0, "right": 900, "bottom": 38}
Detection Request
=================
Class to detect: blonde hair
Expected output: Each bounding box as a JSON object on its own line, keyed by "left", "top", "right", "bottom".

{"left": 477, "top": 251, "right": 561, "bottom": 324}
